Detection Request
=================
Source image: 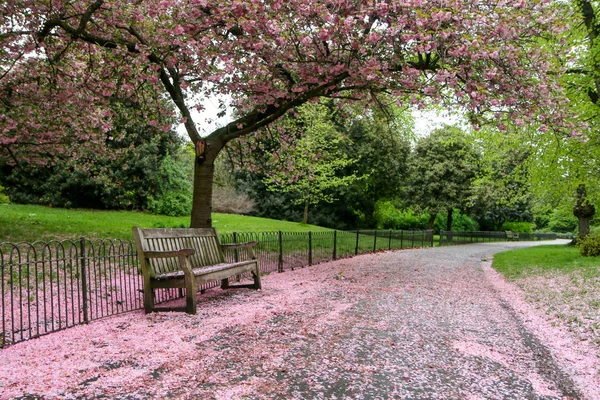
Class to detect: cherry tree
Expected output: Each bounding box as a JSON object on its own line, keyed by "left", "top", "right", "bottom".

{"left": 1, "top": 0, "right": 570, "bottom": 227}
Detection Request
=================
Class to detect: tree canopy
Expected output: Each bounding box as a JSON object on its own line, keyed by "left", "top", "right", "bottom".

{"left": 260, "top": 102, "right": 359, "bottom": 224}
{"left": 407, "top": 125, "right": 480, "bottom": 230}
{"left": 1, "top": 0, "right": 572, "bottom": 227}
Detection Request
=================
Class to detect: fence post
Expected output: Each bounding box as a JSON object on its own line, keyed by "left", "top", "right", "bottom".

{"left": 388, "top": 230, "right": 392, "bottom": 250}
{"left": 400, "top": 230, "right": 404, "bottom": 249}
{"left": 421, "top": 230, "right": 424, "bottom": 247}
{"left": 355, "top": 230, "right": 360, "bottom": 255}
{"left": 430, "top": 230, "right": 434, "bottom": 247}
{"left": 411, "top": 230, "right": 415, "bottom": 248}
{"left": 278, "top": 231, "right": 284, "bottom": 273}
{"left": 308, "top": 231, "right": 313, "bottom": 266}
{"left": 79, "top": 238, "right": 89, "bottom": 324}
{"left": 233, "top": 232, "right": 239, "bottom": 262}
{"left": 333, "top": 231, "right": 337, "bottom": 261}
{"left": 373, "top": 230, "right": 378, "bottom": 252}
{"left": 439, "top": 230, "right": 444, "bottom": 246}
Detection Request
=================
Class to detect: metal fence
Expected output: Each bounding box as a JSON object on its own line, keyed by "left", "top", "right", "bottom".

{"left": 439, "top": 230, "right": 558, "bottom": 246}
{"left": 1, "top": 229, "right": 433, "bottom": 348}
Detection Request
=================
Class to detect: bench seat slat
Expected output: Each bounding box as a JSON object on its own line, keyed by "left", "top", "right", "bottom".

{"left": 153, "top": 260, "right": 257, "bottom": 280}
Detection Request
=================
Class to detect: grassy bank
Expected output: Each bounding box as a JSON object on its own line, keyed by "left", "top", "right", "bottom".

{"left": 493, "top": 244, "right": 600, "bottom": 345}
{"left": 492, "top": 244, "right": 600, "bottom": 280}
{"left": 0, "top": 204, "right": 331, "bottom": 242}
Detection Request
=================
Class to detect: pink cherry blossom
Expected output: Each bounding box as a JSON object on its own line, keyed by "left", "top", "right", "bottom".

{"left": 0, "top": 0, "right": 574, "bottom": 226}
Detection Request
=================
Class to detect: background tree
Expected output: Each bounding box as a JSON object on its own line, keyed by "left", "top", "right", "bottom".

{"left": 0, "top": 101, "right": 183, "bottom": 212}
{"left": 222, "top": 102, "right": 412, "bottom": 229}
{"left": 469, "top": 128, "right": 534, "bottom": 231}
{"left": 407, "top": 126, "right": 480, "bottom": 231}
{"left": 340, "top": 104, "right": 413, "bottom": 227}
{"left": 1, "top": 1, "right": 572, "bottom": 227}
{"left": 523, "top": 0, "right": 600, "bottom": 240}
{"left": 261, "top": 102, "right": 358, "bottom": 224}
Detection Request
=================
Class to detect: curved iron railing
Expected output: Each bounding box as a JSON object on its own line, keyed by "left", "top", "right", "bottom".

{"left": 1, "top": 229, "right": 432, "bottom": 347}
{"left": 438, "top": 230, "right": 558, "bottom": 245}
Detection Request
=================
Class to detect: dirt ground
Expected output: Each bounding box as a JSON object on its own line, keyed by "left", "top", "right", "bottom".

{"left": 1, "top": 241, "right": 598, "bottom": 399}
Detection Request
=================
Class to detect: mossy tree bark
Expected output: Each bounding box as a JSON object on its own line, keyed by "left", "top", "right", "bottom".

{"left": 573, "top": 184, "right": 595, "bottom": 242}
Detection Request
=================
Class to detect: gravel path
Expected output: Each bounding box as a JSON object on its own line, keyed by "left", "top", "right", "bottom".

{"left": 1, "top": 240, "right": 598, "bottom": 399}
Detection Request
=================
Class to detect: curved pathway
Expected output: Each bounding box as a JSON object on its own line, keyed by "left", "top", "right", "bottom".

{"left": 1, "top": 240, "right": 598, "bottom": 399}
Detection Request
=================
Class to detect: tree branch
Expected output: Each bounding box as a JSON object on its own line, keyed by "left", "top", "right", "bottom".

{"left": 208, "top": 72, "right": 351, "bottom": 148}
{"left": 76, "top": 0, "right": 105, "bottom": 34}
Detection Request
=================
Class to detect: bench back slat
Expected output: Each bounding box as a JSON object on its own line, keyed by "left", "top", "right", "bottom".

{"left": 133, "top": 227, "right": 226, "bottom": 277}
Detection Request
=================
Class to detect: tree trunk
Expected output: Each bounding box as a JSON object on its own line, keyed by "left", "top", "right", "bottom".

{"left": 427, "top": 213, "right": 437, "bottom": 230}
{"left": 578, "top": 216, "right": 591, "bottom": 239}
{"left": 573, "top": 184, "right": 595, "bottom": 242}
{"left": 190, "top": 158, "right": 215, "bottom": 228}
{"left": 303, "top": 201, "right": 309, "bottom": 225}
{"left": 446, "top": 207, "right": 454, "bottom": 231}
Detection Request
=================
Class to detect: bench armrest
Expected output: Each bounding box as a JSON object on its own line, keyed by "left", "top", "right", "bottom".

{"left": 143, "top": 248, "right": 195, "bottom": 259}
{"left": 221, "top": 241, "right": 259, "bottom": 259}
{"left": 221, "top": 241, "right": 259, "bottom": 250}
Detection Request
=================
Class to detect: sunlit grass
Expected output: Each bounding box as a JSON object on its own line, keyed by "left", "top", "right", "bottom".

{"left": 0, "top": 204, "right": 331, "bottom": 242}
{"left": 492, "top": 244, "right": 600, "bottom": 280}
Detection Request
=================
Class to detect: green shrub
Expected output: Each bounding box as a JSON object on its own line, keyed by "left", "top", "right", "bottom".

{"left": 0, "top": 184, "right": 9, "bottom": 204}
{"left": 147, "top": 191, "right": 191, "bottom": 217}
{"left": 533, "top": 210, "right": 551, "bottom": 231}
{"left": 578, "top": 234, "right": 600, "bottom": 257}
{"left": 373, "top": 200, "right": 397, "bottom": 229}
{"left": 146, "top": 152, "right": 193, "bottom": 217}
{"left": 547, "top": 208, "right": 577, "bottom": 233}
{"left": 501, "top": 221, "right": 534, "bottom": 233}
{"left": 434, "top": 209, "right": 479, "bottom": 232}
{"left": 395, "top": 209, "right": 430, "bottom": 230}
{"left": 373, "top": 200, "right": 429, "bottom": 230}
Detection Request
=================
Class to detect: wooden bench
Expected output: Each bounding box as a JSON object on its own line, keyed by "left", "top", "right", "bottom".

{"left": 505, "top": 231, "right": 520, "bottom": 241}
{"left": 132, "top": 227, "right": 261, "bottom": 314}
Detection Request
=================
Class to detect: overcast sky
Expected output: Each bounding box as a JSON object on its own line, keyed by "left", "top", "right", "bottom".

{"left": 176, "top": 100, "right": 465, "bottom": 140}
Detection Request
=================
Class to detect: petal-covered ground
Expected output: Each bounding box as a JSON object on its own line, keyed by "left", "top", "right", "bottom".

{"left": 1, "top": 241, "right": 598, "bottom": 399}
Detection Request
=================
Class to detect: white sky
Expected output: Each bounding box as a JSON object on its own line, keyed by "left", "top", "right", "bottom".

{"left": 176, "top": 101, "right": 464, "bottom": 140}
{"left": 412, "top": 109, "right": 465, "bottom": 138}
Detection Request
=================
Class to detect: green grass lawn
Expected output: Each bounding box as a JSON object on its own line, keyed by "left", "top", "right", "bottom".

{"left": 492, "top": 244, "right": 600, "bottom": 280}
{"left": 0, "top": 204, "right": 332, "bottom": 242}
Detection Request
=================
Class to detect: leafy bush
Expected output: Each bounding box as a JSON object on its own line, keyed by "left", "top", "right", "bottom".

{"left": 533, "top": 209, "right": 551, "bottom": 231}
{"left": 373, "top": 200, "right": 429, "bottom": 230}
{"left": 547, "top": 208, "right": 577, "bottom": 233}
{"left": 373, "top": 200, "right": 400, "bottom": 229}
{"left": 501, "top": 221, "right": 534, "bottom": 233}
{"left": 147, "top": 191, "right": 191, "bottom": 217}
{"left": 0, "top": 184, "right": 9, "bottom": 204}
{"left": 146, "top": 152, "right": 193, "bottom": 217}
{"left": 434, "top": 209, "right": 479, "bottom": 232}
{"left": 578, "top": 234, "right": 600, "bottom": 257}
{"left": 1, "top": 119, "right": 182, "bottom": 211}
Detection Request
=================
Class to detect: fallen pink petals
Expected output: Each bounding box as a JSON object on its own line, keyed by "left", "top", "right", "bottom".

{"left": 1, "top": 241, "right": 597, "bottom": 399}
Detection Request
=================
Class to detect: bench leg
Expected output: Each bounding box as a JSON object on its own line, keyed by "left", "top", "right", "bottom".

{"left": 253, "top": 267, "right": 262, "bottom": 290}
{"left": 143, "top": 283, "right": 154, "bottom": 314}
{"left": 221, "top": 278, "right": 229, "bottom": 289}
{"left": 185, "top": 278, "right": 197, "bottom": 315}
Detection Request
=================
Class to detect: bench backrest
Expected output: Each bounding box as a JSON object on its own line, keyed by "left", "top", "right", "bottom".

{"left": 133, "top": 227, "right": 225, "bottom": 277}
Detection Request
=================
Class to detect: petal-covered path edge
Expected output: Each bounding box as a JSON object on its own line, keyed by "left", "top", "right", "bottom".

{"left": 1, "top": 240, "right": 598, "bottom": 399}
{"left": 484, "top": 262, "right": 600, "bottom": 400}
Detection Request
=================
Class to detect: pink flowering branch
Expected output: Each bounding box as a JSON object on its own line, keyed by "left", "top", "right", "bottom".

{"left": 0, "top": 0, "right": 573, "bottom": 227}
